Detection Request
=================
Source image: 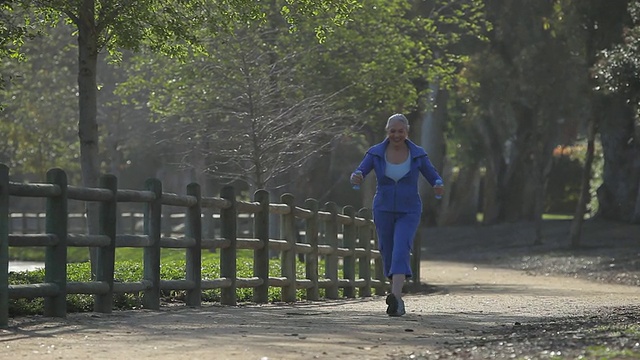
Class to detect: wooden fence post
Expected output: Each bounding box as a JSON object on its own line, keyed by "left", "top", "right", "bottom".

{"left": 304, "top": 198, "right": 319, "bottom": 301}
{"left": 324, "top": 201, "right": 339, "bottom": 299}
{"left": 45, "top": 168, "right": 68, "bottom": 317}
{"left": 253, "top": 190, "right": 270, "bottom": 303}
{"left": 94, "top": 174, "right": 117, "bottom": 313}
{"left": 185, "top": 182, "right": 202, "bottom": 307}
{"left": 342, "top": 205, "right": 356, "bottom": 298}
{"left": 358, "top": 208, "right": 372, "bottom": 297}
{"left": 220, "top": 186, "right": 237, "bottom": 306}
{"left": 143, "top": 178, "right": 162, "bottom": 310}
{"left": 0, "top": 164, "right": 9, "bottom": 327}
{"left": 280, "top": 193, "right": 297, "bottom": 302}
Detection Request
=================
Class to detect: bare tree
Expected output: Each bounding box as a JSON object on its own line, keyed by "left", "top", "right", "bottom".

{"left": 150, "top": 29, "right": 353, "bottom": 193}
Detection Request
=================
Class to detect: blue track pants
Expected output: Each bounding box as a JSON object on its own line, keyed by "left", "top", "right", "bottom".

{"left": 372, "top": 210, "right": 421, "bottom": 279}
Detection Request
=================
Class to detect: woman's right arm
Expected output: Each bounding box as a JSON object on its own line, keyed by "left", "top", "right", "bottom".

{"left": 354, "top": 151, "right": 374, "bottom": 178}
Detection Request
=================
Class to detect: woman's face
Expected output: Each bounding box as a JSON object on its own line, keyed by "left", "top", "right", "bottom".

{"left": 386, "top": 121, "right": 408, "bottom": 145}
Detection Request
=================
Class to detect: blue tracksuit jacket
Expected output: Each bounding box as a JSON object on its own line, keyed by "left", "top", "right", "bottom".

{"left": 354, "top": 138, "right": 442, "bottom": 214}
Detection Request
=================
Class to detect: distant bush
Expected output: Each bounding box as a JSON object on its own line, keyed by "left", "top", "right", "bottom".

{"left": 546, "top": 150, "right": 582, "bottom": 214}
{"left": 547, "top": 142, "right": 604, "bottom": 216}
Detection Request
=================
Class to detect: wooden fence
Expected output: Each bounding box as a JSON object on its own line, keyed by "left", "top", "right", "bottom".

{"left": 8, "top": 211, "right": 253, "bottom": 237}
{"left": 0, "top": 164, "right": 393, "bottom": 328}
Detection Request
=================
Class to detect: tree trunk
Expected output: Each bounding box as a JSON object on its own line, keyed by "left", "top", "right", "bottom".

{"left": 504, "top": 102, "right": 536, "bottom": 222}
{"left": 78, "top": 0, "right": 100, "bottom": 277}
{"left": 531, "top": 131, "right": 543, "bottom": 245}
{"left": 417, "top": 85, "right": 447, "bottom": 227}
{"left": 569, "top": 114, "right": 598, "bottom": 247}
{"left": 578, "top": 0, "right": 639, "bottom": 224}
{"left": 596, "top": 94, "right": 640, "bottom": 223}
{"left": 476, "top": 113, "right": 505, "bottom": 225}
{"left": 437, "top": 163, "right": 481, "bottom": 226}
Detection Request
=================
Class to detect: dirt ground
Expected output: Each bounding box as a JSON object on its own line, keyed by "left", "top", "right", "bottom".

{"left": 1, "top": 220, "right": 639, "bottom": 360}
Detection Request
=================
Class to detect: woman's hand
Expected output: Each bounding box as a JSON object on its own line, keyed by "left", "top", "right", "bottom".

{"left": 434, "top": 183, "right": 445, "bottom": 197}
{"left": 350, "top": 171, "right": 363, "bottom": 185}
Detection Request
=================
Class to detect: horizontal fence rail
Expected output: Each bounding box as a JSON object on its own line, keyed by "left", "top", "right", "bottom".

{"left": 7, "top": 211, "right": 255, "bottom": 237}
{"left": 0, "top": 164, "right": 398, "bottom": 328}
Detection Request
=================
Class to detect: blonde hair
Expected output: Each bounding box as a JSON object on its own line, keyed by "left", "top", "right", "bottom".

{"left": 385, "top": 113, "right": 410, "bottom": 131}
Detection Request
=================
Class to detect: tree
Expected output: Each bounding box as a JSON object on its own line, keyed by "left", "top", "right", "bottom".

{"left": 278, "top": 0, "right": 491, "bottom": 213}
{"left": 1, "top": 0, "right": 360, "bottom": 275}
{"left": 589, "top": 0, "right": 640, "bottom": 224}
{"left": 122, "top": 27, "right": 353, "bottom": 193}
{"left": 0, "top": 22, "right": 80, "bottom": 181}
{"left": 0, "top": 1, "right": 37, "bottom": 73}
{"left": 455, "top": 0, "right": 589, "bottom": 235}
{"left": 107, "top": 1, "right": 490, "bottom": 233}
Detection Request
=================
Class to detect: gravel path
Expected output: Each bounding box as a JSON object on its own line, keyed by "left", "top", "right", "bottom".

{"left": 1, "top": 219, "right": 639, "bottom": 359}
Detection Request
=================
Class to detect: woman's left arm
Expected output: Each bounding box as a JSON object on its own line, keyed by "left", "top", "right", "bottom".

{"left": 418, "top": 154, "right": 443, "bottom": 186}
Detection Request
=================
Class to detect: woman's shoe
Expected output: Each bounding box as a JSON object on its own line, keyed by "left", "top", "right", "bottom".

{"left": 393, "top": 298, "right": 406, "bottom": 316}
{"left": 387, "top": 294, "right": 405, "bottom": 317}
{"left": 386, "top": 293, "right": 398, "bottom": 315}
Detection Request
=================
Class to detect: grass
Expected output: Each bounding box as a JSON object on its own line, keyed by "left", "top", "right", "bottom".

{"left": 584, "top": 346, "right": 640, "bottom": 359}
{"left": 10, "top": 247, "right": 89, "bottom": 263}
{"left": 565, "top": 323, "right": 640, "bottom": 359}
{"left": 542, "top": 213, "right": 574, "bottom": 220}
{"left": 475, "top": 213, "right": 574, "bottom": 222}
{"left": 590, "top": 323, "right": 640, "bottom": 338}
{"left": 8, "top": 247, "right": 247, "bottom": 263}
{"left": 8, "top": 249, "right": 379, "bottom": 317}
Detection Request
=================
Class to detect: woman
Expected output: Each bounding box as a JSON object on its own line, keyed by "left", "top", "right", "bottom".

{"left": 350, "top": 113, "right": 444, "bottom": 316}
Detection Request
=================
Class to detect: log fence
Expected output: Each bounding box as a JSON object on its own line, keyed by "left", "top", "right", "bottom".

{"left": 0, "top": 164, "right": 391, "bottom": 328}
{"left": 7, "top": 211, "right": 254, "bottom": 237}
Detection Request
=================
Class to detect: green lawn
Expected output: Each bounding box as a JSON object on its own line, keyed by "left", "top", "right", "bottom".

{"left": 8, "top": 246, "right": 235, "bottom": 263}
{"left": 7, "top": 247, "right": 380, "bottom": 316}
{"left": 476, "top": 213, "right": 573, "bottom": 222}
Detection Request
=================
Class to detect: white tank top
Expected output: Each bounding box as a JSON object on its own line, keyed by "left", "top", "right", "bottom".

{"left": 385, "top": 154, "right": 410, "bottom": 181}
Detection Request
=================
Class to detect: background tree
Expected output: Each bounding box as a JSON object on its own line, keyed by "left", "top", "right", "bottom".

{"left": 0, "top": 22, "right": 80, "bottom": 181}
{"left": 2, "top": 0, "right": 637, "bottom": 246}
{"left": 280, "top": 0, "right": 491, "bottom": 212}
{"left": 120, "top": 27, "right": 353, "bottom": 193}
{"left": 1, "top": 0, "right": 360, "bottom": 275}
{"left": 589, "top": 0, "right": 640, "bottom": 224}
{"left": 454, "top": 0, "right": 587, "bottom": 240}
{"left": 0, "top": 1, "right": 38, "bottom": 92}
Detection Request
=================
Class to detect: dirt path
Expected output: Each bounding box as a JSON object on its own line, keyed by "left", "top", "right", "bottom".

{"left": 2, "top": 260, "right": 638, "bottom": 360}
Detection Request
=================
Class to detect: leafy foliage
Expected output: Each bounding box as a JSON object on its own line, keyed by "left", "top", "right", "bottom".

{"left": 0, "top": 1, "right": 39, "bottom": 61}
{"left": 448, "top": 0, "right": 593, "bottom": 222}
{"left": 0, "top": 0, "right": 363, "bottom": 190}
{"left": 0, "top": 22, "right": 80, "bottom": 179}
{"left": 113, "top": 0, "right": 491, "bottom": 192}
{"left": 119, "top": 24, "right": 357, "bottom": 190}
{"left": 593, "top": 2, "right": 640, "bottom": 117}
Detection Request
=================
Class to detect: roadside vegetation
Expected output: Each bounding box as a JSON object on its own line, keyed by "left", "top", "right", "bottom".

{"left": 9, "top": 249, "right": 336, "bottom": 316}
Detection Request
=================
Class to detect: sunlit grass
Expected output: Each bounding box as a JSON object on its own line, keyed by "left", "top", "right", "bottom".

{"left": 9, "top": 247, "right": 89, "bottom": 262}
{"left": 8, "top": 247, "right": 252, "bottom": 263}
{"left": 475, "top": 213, "right": 573, "bottom": 222}
{"left": 584, "top": 345, "right": 640, "bottom": 359}
{"left": 8, "top": 246, "right": 380, "bottom": 316}
{"left": 542, "top": 213, "right": 573, "bottom": 220}
{"left": 590, "top": 323, "right": 640, "bottom": 338}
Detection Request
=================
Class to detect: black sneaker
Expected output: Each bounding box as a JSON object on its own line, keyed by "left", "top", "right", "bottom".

{"left": 386, "top": 293, "right": 398, "bottom": 315}
{"left": 390, "top": 298, "right": 406, "bottom": 317}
